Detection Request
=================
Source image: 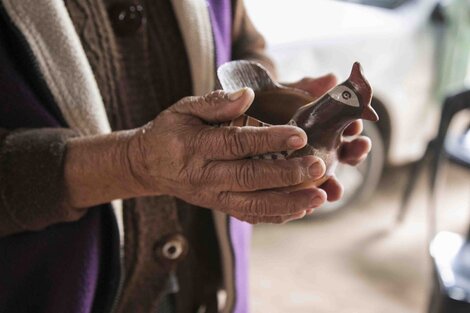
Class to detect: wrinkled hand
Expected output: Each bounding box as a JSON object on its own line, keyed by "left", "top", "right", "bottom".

{"left": 287, "top": 74, "right": 372, "bottom": 207}
{"left": 127, "top": 88, "right": 329, "bottom": 224}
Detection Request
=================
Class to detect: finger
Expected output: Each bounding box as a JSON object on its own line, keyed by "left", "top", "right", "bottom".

{"left": 169, "top": 88, "right": 255, "bottom": 123}
{"left": 319, "top": 176, "right": 344, "bottom": 202}
{"left": 217, "top": 188, "right": 326, "bottom": 216}
{"left": 234, "top": 211, "right": 307, "bottom": 224}
{"left": 338, "top": 136, "right": 371, "bottom": 165}
{"left": 287, "top": 74, "right": 338, "bottom": 98}
{"left": 343, "top": 120, "right": 363, "bottom": 137}
{"left": 206, "top": 156, "right": 325, "bottom": 191}
{"left": 199, "top": 124, "right": 307, "bottom": 160}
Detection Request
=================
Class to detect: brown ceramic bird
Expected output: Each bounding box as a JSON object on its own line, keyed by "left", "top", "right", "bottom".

{"left": 217, "top": 61, "right": 379, "bottom": 189}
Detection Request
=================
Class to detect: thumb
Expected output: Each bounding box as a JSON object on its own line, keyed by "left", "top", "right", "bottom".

{"left": 170, "top": 88, "right": 255, "bottom": 123}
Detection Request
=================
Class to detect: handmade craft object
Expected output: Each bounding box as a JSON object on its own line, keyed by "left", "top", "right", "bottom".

{"left": 217, "top": 61, "right": 379, "bottom": 189}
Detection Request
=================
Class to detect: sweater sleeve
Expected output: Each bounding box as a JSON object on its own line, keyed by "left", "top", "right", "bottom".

{"left": 231, "top": 0, "right": 277, "bottom": 78}
{"left": 0, "top": 127, "right": 87, "bottom": 237}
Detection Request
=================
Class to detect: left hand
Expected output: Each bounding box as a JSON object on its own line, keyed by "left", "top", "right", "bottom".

{"left": 287, "top": 74, "right": 372, "bottom": 211}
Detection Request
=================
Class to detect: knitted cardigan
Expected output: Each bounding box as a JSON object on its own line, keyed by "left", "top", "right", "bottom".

{"left": 0, "top": 0, "right": 269, "bottom": 312}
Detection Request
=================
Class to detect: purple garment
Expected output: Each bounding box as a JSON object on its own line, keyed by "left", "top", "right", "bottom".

{"left": 207, "top": 0, "right": 232, "bottom": 65}
{"left": 207, "top": 1, "right": 252, "bottom": 313}
{"left": 0, "top": 21, "right": 110, "bottom": 313}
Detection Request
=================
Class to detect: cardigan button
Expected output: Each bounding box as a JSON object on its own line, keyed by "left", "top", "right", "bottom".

{"left": 154, "top": 234, "right": 188, "bottom": 262}
{"left": 108, "top": 3, "right": 145, "bottom": 36}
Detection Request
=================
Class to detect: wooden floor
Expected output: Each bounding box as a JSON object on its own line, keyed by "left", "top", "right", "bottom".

{"left": 250, "top": 163, "right": 470, "bottom": 313}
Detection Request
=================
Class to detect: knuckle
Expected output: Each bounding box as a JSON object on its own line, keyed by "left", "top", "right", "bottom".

{"left": 197, "top": 162, "right": 215, "bottom": 184}
{"left": 203, "top": 90, "right": 227, "bottom": 106}
{"left": 256, "top": 129, "right": 277, "bottom": 152}
{"left": 184, "top": 163, "right": 213, "bottom": 189}
{"left": 239, "top": 128, "right": 273, "bottom": 157}
{"left": 233, "top": 160, "right": 257, "bottom": 190}
{"left": 225, "top": 128, "right": 249, "bottom": 157}
{"left": 193, "top": 128, "right": 214, "bottom": 155}
{"left": 281, "top": 162, "right": 303, "bottom": 185}
{"left": 284, "top": 196, "right": 302, "bottom": 212}
{"left": 181, "top": 95, "right": 196, "bottom": 104}
{"left": 182, "top": 168, "right": 200, "bottom": 187}
{"left": 180, "top": 96, "right": 200, "bottom": 111}
{"left": 243, "top": 198, "right": 267, "bottom": 216}
{"left": 216, "top": 191, "right": 231, "bottom": 208}
{"left": 203, "top": 90, "right": 231, "bottom": 122}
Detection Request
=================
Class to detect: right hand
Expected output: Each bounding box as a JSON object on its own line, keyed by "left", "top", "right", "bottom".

{"left": 127, "top": 88, "right": 327, "bottom": 224}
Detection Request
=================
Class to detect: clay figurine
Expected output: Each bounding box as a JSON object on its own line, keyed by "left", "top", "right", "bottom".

{"left": 217, "top": 61, "right": 379, "bottom": 189}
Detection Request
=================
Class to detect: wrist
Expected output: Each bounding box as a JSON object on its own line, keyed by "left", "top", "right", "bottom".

{"left": 125, "top": 126, "right": 160, "bottom": 197}
{"left": 64, "top": 129, "right": 149, "bottom": 209}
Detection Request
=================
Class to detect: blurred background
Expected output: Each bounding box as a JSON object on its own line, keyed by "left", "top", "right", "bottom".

{"left": 243, "top": 0, "right": 470, "bottom": 312}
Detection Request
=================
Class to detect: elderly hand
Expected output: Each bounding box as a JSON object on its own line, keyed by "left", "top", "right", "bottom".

{"left": 287, "top": 74, "right": 372, "bottom": 207}
{"left": 127, "top": 88, "right": 328, "bottom": 224}
{"left": 65, "top": 77, "right": 370, "bottom": 223}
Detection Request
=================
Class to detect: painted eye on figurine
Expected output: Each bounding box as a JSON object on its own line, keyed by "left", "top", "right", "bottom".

{"left": 328, "top": 86, "right": 359, "bottom": 107}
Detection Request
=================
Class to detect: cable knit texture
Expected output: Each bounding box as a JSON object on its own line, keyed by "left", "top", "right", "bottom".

{"left": 64, "top": 1, "right": 214, "bottom": 312}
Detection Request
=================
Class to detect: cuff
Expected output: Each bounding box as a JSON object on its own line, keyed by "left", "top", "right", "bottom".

{"left": 0, "top": 128, "right": 84, "bottom": 235}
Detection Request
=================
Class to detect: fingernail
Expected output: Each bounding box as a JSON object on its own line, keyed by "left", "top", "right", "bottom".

{"left": 309, "top": 160, "right": 325, "bottom": 178}
{"left": 228, "top": 87, "right": 248, "bottom": 101}
{"left": 287, "top": 135, "right": 305, "bottom": 148}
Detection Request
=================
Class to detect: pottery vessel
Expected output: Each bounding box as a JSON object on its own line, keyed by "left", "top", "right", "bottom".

{"left": 217, "top": 61, "right": 379, "bottom": 188}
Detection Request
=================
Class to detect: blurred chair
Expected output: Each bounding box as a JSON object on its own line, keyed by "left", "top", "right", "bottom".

{"left": 399, "top": 89, "right": 470, "bottom": 313}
